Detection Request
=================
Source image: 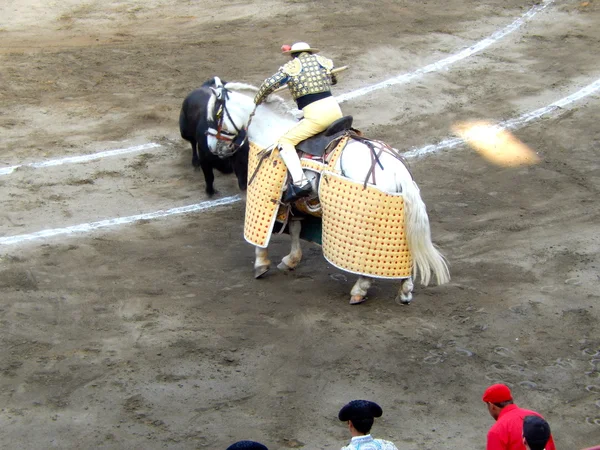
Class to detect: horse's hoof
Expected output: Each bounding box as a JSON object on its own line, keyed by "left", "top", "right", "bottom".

{"left": 277, "top": 261, "right": 294, "bottom": 272}
{"left": 395, "top": 294, "right": 412, "bottom": 305}
{"left": 350, "top": 295, "right": 367, "bottom": 305}
{"left": 254, "top": 265, "right": 270, "bottom": 279}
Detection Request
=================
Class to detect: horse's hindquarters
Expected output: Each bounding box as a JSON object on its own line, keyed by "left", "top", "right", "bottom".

{"left": 318, "top": 171, "right": 413, "bottom": 280}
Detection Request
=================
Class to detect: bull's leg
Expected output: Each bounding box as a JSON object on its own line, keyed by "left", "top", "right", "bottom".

{"left": 395, "top": 277, "right": 414, "bottom": 305}
{"left": 254, "top": 246, "right": 271, "bottom": 279}
{"left": 190, "top": 141, "right": 200, "bottom": 168}
{"left": 350, "top": 276, "right": 372, "bottom": 305}
{"left": 278, "top": 219, "right": 302, "bottom": 271}
{"left": 199, "top": 159, "right": 216, "bottom": 196}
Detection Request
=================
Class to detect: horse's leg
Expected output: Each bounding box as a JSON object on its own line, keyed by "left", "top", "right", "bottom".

{"left": 396, "top": 277, "right": 414, "bottom": 305}
{"left": 278, "top": 219, "right": 302, "bottom": 271}
{"left": 350, "top": 276, "right": 372, "bottom": 305}
{"left": 254, "top": 246, "right": 271, "bottom": 279}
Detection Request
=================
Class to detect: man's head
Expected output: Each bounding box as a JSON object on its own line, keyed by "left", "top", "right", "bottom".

{"left": 282, "top": 42, "right": 320, "bottom": 59}
{"left": 338, "top": 400, "right": 383, "bottom": 435}
{"left": 226, "top": 441, "right": 268, "bottom": 450}
{"left": 522, "top": 416, "right": 551, "bottom": 450}
{"left": 482, "top": 383, "right": 514, "bottom": 420}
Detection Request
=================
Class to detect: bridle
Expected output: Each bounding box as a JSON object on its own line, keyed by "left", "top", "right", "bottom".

{"left": 206, "top": 87, "right": 247, "bottom": 158}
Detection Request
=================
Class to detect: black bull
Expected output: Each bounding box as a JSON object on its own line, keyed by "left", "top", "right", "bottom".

{"left": 179, "top": 79, "right": 248, "bottom": 196}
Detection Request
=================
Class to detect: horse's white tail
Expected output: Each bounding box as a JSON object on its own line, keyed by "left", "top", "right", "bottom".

{"left": 399, "top": 176, "right": 450, "bottom": 286}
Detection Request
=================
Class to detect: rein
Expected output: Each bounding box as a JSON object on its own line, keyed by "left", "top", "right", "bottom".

{"left": 238, "top": 104, "right": 258, "bottom": 149}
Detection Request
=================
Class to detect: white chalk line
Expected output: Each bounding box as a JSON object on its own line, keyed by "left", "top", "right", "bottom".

{"left": 335, "top": 0, "right": 554, "bottom": 103}
{"left": 0, "top": 195, "right": 241, "bottom": 247}
{"left": 404, "top": 76, "right": 600, "bottom": 159}
{"left": 0, "top": 1, "right": 553, "bottom": 177}
{"left": 0, "top": 143, "right": 162, "bottom": 176}
{"left": 2, "top": 76, "right": 599, "bottom": 248}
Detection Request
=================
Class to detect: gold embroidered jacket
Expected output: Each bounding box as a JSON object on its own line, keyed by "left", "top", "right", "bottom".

{"left": 254, "top": 52, "right": 337, "bottom": 106}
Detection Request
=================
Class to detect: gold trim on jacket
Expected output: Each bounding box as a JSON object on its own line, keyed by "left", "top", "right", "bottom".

{"left": 254, "top": 52, "right": 336, "bottom": 105}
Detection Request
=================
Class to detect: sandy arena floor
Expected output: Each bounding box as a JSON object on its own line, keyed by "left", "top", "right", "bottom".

{"left": 1, "top": 0, "right": 599, "bottom": 448}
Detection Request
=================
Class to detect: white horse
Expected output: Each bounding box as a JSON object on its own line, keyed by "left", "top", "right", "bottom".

{"left": 206, "top": 80, "right": 450, "bottom": 304}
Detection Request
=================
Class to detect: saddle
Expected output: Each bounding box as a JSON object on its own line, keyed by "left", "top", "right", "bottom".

{"left": 296, "top": 115, "right": 354, "bottom": 157}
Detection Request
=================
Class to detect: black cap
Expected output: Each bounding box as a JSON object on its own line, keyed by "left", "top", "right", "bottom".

{"left": 338, "top": 400, "right": 383, "bottom": 422}
{"left": 523, "top": 416, "right": 551, "bottom": 450}
{"left": 226, "top": 441, "right": 269, "bottom": 450}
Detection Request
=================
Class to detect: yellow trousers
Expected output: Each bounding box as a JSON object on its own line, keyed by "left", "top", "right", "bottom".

{"left": 278, "top": 96, "right": 343, "bottom": 184}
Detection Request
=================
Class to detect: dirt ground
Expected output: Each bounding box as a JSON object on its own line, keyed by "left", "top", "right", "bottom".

{"left": 1, "top": 0, "right": 599, "bottom": 448}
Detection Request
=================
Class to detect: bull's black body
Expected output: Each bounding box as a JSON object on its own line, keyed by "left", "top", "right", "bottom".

{"left": 179, "top": 78, "right": 248, "bottom": 195}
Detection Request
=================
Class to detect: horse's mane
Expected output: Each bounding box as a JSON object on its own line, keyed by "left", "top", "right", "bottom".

{"left": 204, "top": 76, "right": 298, "bottom": 129}
{"left": 222, "top": 81, "right": 259, "bottom": 94}
{"left": 206, "top": 90, "right": 217, "bottom": 124}
{"left": 224, "top": 81, "right": 297, "bottom": 117}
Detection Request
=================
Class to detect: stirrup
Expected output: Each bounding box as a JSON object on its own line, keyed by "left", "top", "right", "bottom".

{"left": 282, "top": 181, "right": 312, "bottom": 204}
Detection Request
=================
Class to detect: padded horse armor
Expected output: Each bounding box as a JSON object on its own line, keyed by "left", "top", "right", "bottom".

{"left": 296, "top": 115, "right": 354, "bottom": 156}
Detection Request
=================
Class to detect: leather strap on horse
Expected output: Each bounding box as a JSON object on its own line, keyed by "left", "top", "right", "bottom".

{"left": 366, "top": 145, "right": 384, "bottom": 188}
{"left": 340, "top": 131, "right": 383, "bottom": 188}
{"left": 206, "top": 88, "right": 247, "bottom": 156}
{"left": 377, "top": 138, "right": 413, "bottom": 179}
{"left": 247, "top": 146, "right": 275, "bottom": 187}
{"left": 239, "top": 104, "right": 258, "bottom": 148}
{"left": 345, "top": 131, "right": 414, "bottom": 186}
{"left": 222, "top": 93, "right": 242, "bottom": 136}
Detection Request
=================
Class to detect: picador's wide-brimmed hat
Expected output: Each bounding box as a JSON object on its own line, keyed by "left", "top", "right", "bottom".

{"left": 282, "top": 42, "right": 320, "bottom": 54}
{"left": 226, "top": 441, "right": 268, "bottom": 450}
{"left": 338, "top": 400, "right": 383, "bottom": 422}
{"left": 523, "top": 416, "right": 551, "bottom": 450}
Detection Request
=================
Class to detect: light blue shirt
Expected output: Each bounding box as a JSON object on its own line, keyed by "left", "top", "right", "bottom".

{"left": 341, "top": 435, "right": 398, "bottom": 450}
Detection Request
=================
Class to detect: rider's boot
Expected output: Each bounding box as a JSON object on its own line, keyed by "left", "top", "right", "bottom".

{"left": 279, "top": 144, "right": 312, "bottom": 203}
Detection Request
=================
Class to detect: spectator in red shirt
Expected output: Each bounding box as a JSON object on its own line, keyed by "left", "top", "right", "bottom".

{"left": 482, "top": 383, "right": 556, "bottom": 450}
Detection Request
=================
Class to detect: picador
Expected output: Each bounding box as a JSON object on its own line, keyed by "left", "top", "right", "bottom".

{"left": 253, "top": 42, "right": 344, "bottom": 204}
